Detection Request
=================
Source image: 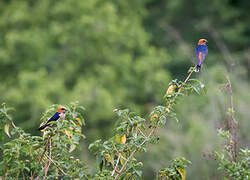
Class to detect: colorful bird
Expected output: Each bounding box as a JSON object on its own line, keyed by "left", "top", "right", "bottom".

{"left": 195, "top": 39, "right": 208, "bottom": 72}
{"left": 38, "top": 107, "right": 67, "bottom": 131}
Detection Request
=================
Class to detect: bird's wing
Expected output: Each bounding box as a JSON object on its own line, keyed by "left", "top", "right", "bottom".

{"left": 196, "top": 45, "right": 208, "bottom": 65}
{"left": 195, "top": 47, "right": 200, "bottom": 64}
{"left": 200, "top": 46, "right": 208, "bottom": 64}
{"left": 47, "top": 112, "right": 60, "bottom": 123}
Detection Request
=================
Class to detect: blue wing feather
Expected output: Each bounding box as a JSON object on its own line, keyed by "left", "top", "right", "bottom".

{"left": 195, "top": 44, "right": 208, "bottom": 72}
{"left": 47, "top": 112, "right": 61, "bottom": 123}
{"left": 38, "top": 112, "right": 61, "bottom": 130}
{"left": 196, "top": 45, "right": 208, "bottom": 65}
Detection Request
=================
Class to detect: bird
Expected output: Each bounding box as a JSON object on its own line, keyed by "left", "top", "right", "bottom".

{"left": 195, "top": 39, "right": 208, "bottom": 72}
{"left": 38, "top": 107, "right": 67, "bottom": 131}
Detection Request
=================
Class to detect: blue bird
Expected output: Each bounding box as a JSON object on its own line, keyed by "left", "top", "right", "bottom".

{"left": 195, "top": 39, "right": 208, "bottom": 72}
{"left": 38, "top": 107, "right": 67, "bottom": 131}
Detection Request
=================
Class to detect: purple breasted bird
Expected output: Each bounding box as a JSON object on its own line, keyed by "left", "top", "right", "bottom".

{"left": 195, "top": 39, "right": 208, "bottom": 72}
{"left": 38, "top": 107, "right": 67, "bottom": 131}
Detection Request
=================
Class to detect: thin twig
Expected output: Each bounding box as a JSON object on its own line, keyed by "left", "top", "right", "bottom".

{"left": 43, "top": 138, "right": 52, "bottom": 180}
{"left": 226, "top": 75, "right": 238, "bottom": 162}
{"left": 112, "top": 153, "right": 121, "bottom": 176}
{"left": 39, "top": 136, "right": 51, "bottom": 163}
{"left": 137, "top": 127, "right": 146, "bottom": 137}
{"left": 44, "top": 154, "right": 66, "bottom": 175}
{"left": 184, "top": 69, "right": 194, "bottom": 83}
{"left": 115, "top": 126, "right": 157, "bottom": 180}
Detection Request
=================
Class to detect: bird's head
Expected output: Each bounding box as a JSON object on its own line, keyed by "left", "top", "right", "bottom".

{"left": 57, "top": 107, "right": 67, "bottom": 113}
{"left": 198, "top": 39, "right": 208, "bottom": 45}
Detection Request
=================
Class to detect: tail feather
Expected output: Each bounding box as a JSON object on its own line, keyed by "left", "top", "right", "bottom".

{"left": 38, "top": 123, "right": 47, "bottom": 131}
{"left": 196, "top": 65, "right": 201, "bottom": 72}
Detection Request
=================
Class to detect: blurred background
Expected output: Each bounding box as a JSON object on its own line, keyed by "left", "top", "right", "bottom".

{"left": 0, "top": 0, "right": 250, "bottom": 179}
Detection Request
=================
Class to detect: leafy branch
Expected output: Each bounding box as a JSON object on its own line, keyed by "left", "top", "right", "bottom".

{"left": 0, "top": 102, "right": 87, "bottom": 179}
{"left": 89, "top": 66, "right": 206, "bottom": 179}
{"left": 214, "top": 76, "right": 249, "bottom": 179}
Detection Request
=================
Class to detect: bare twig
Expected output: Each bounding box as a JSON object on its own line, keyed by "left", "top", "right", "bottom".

{"left": 137, "top": 127, "right": 146, "bottom": 137}
{"left": 44, "top": 154, "right": 66, "bottom": 175}
{"left": 39, "top": 136, "right": 51, "bottom": 163}
{"left": 226, "top": 75, "right": 238, "bottom": 162}
{"left": 43, "top": 138, "right": 52, "bottom": 180}
{"left": 112, "top": 153, "right": 121, "bottom": 176}
{"left": 31, "top": 136, "right": 50, "bottom": 180}
{"left": 115, "top": 127, "right": 157, "bottom": 180}
{"left": 184, "top": 69, "right": 194, "bottom": 83}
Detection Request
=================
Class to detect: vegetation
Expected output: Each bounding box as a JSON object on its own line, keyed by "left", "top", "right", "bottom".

{"left": 0, "top": 0, "right": 250, "bottom": 179}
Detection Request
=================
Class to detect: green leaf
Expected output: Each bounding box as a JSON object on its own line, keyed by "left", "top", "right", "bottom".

{"left": 4, "top": 124, "right": 11, "bottom": 138}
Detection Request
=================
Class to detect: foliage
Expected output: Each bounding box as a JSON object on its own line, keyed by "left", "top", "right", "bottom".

{"left": 0, "top": 0, "right": 250, "bottom": 179}
{"left": 157, "top": 157, "right": 191, "bottom": 180}
{"left": 0, "top": 102, "right": 87, "bottom": 179}
{"left": 0, "top": 66, "right": 203, "bottom": 179}
{"left": 215, "top": 129, "right": 250, "bottom": 179}
{"left": 88, "top": 67, "right": 204, "bottom": 179}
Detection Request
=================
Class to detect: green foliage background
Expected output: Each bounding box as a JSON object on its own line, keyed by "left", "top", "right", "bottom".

{"left": 0, "top": 0, "right": 249, "bottom": 179}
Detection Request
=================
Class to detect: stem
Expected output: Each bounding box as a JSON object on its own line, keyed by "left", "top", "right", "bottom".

{"left": 114, "top": 67, "right": 194, "bottom": 179}
{"left": 45, "top": 154, "right": 66, "bottom": 175}
{"left": 115, "top": 126, "right": 157, "bottom": 180}
{"left": 184, "top": 69, "right": 194, "bottom": 83}
{"left": 138, "top": 127, "right": 146, "bottom": 137}
{"left": 112, "top": 153, "right": 121, "bottom": 176}
{"left": 43, "top": 138, "right": 52, "bottom": 180}
{"left": 39, "top": 136, "right": 51, "bottom": 163}
{"left": 226, "top": 75, "right": 238, "bottom": 162}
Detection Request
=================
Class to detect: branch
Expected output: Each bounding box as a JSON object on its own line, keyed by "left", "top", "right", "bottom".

{"left": 114, "top": 67, "right": 195, "bottom": 179}
{"left": 137, "top": 127, "right": 146, "bottom": 138}
{"left": 43, "top": 138, "right": 52, "bottom": 180}
{"left": 115, "top": 126, "right": 157, "bottom": 180}
{"left": 112, "top": 153, "right": 121, "bottom": 176}
{"left": 44, "top": 154, "right": 66, "bottom": 176}
{"left": 184, "top": 69, "right": 194, "bottom": 83}
{"left": 39, "top": 136, "right": 51, "bottom": 163}
{"left": 226, "top": 75, "right": 238, "bottom": 162}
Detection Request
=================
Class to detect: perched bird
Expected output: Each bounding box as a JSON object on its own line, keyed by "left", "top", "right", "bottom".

{"left": 38, "top": 107, "right": 67, "bottom": 131}
{"left": 195, "top": 39, "right": 208, "bottom": 72}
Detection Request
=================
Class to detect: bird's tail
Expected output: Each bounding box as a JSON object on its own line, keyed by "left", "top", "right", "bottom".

{"left": 38, "top": 123, "right": 47, "bottom": 131}
{"left": 196, "top": 65, "right": 201, "bottom": 72}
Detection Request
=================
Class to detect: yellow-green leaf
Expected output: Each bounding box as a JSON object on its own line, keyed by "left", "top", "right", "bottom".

{"left": 4, "top": 124, "right": 10, "bottom": 137}
{"left": 177, "top": 168, "right": 186, "bottom": 180}
{"left": 120, "top": 153, "right": 127, "bottom": 165}
{"left": 120, "top": 134, "right": 126, "bottom": 144}
{"left": 116, "top": 134, "right": 126, "bottom": 144}
{"left": 115, "top": 134, "right": 121, "bottom": 143}
{"left": 104, "top": 153, "right": 112, "bottom": 163}
{"left": 166, "top": 85, "right": 177, "bottom": 96}
{"left": 75, "top": 118, "right": 82, "bottom": 125}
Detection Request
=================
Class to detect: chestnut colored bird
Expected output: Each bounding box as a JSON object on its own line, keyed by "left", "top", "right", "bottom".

{"left": 195, "top": 39, "right": 208, "bottom": 72}
{"left": 38, "top": 107, "right": 67, "bottom": 131}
